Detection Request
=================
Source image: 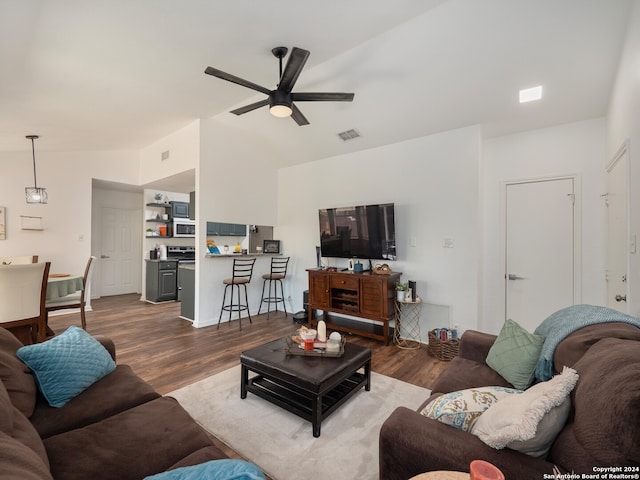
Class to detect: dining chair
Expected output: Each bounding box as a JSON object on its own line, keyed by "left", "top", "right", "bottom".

{"left": 0, "top": 262, "right": 50, "bottom": 343}
{"left": 45, "top": 256, "right": 96, "bottom": 330}
{"left": 0, "top": 255, "right": 38, "bottom": 264}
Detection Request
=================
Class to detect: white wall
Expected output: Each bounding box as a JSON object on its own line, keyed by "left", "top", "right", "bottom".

{"left": 607, "top": 1, "right": 640, "bottom": 315}
{"left": 482, "top": 118, "right": 607, "bottom": 333}
{"left": 139, "top": 121, "right": 199, "bottom": 185}
{"left": 277, "top": 126, "right": 482, "bottom": 335}
{"left": 194, "top": 119, "right": 281, "bottom": 327}
{"left": 0, "top": 149, "right": 139, "bottom": 275}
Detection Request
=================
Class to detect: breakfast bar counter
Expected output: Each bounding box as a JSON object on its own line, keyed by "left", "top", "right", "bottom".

{"left": 198, "top": 253, "right": 286, "bottom": 329}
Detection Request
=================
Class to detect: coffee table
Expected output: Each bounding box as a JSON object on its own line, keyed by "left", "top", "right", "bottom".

{"left": 240, "top": 337, "right": 372, "bottom": 437}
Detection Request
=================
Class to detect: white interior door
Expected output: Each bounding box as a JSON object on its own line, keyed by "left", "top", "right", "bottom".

{"left": 100, "top": 207, "right": 141, "bottom": 296}
{"left": 505, "top": 178, "right": 575, "bottom": 332}
{"left": 606, "top": 143, "right": 629, "bottom": 312}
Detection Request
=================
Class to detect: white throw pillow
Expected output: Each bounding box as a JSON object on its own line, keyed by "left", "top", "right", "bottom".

{"left": 471, "top": 366, "right": 578, "bottom": 456}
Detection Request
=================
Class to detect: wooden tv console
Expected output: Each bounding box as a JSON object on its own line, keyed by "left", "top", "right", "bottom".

{"left": 307, "top": 268, "right": 401, "bottom": 345}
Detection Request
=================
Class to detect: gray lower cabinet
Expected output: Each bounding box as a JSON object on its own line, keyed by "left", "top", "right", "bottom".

{"left": 180, "top": 266, "right": 195, "bottom": 320}
{"left": 146, "top": 260, "right": 178, "bottom": 302}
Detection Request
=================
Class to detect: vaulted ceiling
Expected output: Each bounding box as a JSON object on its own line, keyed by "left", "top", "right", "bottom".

{"left": 0, "top": 0, "right": 634, "bottom": 167}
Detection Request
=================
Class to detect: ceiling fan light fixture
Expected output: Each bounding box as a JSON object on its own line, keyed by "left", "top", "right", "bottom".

{"left": 269, "top": 104, "right": 293, "bottom": 118}
{"left": 269, "top": 90, "right": 293, "bottom": 118}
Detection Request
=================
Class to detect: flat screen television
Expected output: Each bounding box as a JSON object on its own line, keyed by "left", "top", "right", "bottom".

{"left": 318, "top": 203, "right": 396, "bottom": 261}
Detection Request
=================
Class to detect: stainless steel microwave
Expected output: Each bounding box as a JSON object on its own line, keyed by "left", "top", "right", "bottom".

{"left": 172, "top": 219, "right": 195, "bottom": 237}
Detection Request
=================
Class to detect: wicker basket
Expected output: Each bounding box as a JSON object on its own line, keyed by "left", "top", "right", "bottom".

{"left": 427, "top": 329, "right": 460, "bottom": 361}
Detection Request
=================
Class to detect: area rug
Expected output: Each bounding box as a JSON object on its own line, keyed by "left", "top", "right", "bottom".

{"left": 168, "top": 364, "right": 431, "bottom": 480}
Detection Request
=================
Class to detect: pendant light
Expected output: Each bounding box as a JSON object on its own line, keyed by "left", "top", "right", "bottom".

{"left": 25, "top": 135, "right": 48, "bottom": 204}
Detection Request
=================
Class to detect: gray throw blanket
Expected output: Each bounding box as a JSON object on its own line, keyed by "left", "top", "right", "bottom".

{"left": 533, "top": 304, "right": 640, "bottom": 381}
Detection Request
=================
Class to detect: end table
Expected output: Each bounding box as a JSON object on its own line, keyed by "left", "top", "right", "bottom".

{"left": 393, "top": 297, "right": 422, "bottom": 349}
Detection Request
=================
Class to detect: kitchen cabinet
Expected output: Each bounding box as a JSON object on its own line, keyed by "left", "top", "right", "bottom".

{"left": 170, "top": 201, "right": 190, "bottom": 219}
{"left": 179, "top": 265, "right": 195, "bottom": 320}
{"left": 146, "top": 260, "right": 178, "bottom": 302}
{"left": 189, "top": 192, "right": 195, "bottom": 220}
{"left": 206, "top": 222, "right": 246, "bottom": 236}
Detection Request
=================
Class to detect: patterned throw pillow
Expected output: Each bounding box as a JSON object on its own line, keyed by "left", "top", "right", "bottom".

{"left": 420, "top": 386, "right": 522, "bottom": 431}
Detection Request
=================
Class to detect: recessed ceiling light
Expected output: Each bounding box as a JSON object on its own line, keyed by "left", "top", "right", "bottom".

{"left": 519, "top": 85, "right": 543, "bottom": 103}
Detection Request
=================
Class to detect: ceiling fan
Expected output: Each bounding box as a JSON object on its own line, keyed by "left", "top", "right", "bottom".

{"left": 204, "top": 46, "right": 354, "bottom": 126}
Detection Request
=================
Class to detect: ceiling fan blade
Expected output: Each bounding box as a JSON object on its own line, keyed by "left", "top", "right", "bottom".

{"left": 278, "top": 47, "right": 310, "bottom": 93}
{"left": 230, "top": 99, "right": 270, "bottom": 115}
{"left": 291, "top": 92, "right": 355, "bottom": 102}
{"left": 204, "top": 66, "right": 271, "bottom": 95}
{"left": 290, "top": 103, "right": 310, "bottom": 126}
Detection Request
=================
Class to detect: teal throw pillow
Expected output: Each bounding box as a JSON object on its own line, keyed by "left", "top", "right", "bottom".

{"left": 144, "top": 460, "right": 265, "bottom": 480}
{"left": 16, "top": 326, "right": 116, "bottom": 407}
{"left": 486, "top": 319, "right": 545, "bottom": 390}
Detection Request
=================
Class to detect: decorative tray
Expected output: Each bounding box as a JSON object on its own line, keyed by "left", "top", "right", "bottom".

{"left": 284, "top": 335, "right": 346, "bottom": 357}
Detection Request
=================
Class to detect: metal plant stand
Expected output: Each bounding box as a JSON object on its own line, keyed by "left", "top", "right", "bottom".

{"left": 393, "top": 297, "right": 422, "bottom": 349}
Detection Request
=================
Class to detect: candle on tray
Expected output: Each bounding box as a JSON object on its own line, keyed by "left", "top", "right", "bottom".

{"left": 317, "top": 320, "right": 327, "bottom": 342}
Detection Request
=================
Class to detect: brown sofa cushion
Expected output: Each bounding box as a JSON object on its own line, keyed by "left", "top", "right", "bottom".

{"left": 553, "top": 322, "right": 640, "bottom": 374}
{"left": 31, "top": 364, "right": 161, "bottom": 438}
{"left": 11, "top": 407, "right": 49, "bottom": 469}
{"left": 549, "top": 337, "right": 640, "bottom": 471}
{"left": 429, "top": 356, "right": 513, "bottom": 395}
{"left": 0, "top": 327, "right": 37, "bottom": 417}
{"left": 0, "top": 431, "right": 53, "bottom": 480}
{"left": 0, "top": 378, "right": 13, "bottom": 433}
{"left": 167, "top": 445, "right": 232, "bottom": 471}
{"left": 44, "top": 396, "right": 220, "bottom": 480}
{"left": 1, "top": 377, "right": 50, "bottom": 469}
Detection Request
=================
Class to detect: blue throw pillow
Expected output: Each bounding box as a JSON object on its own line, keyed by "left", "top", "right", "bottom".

{"left": 144, "top": 460, "right": 265, "bottom": 480}
{"left": 16, "top": 326, "right": 116, "bottom": 407}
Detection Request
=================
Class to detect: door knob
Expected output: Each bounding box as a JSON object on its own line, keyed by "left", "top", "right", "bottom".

{"left": 615, "top": 294, "right": 627, "bottom": 302}
{"left": 100, "top": 255, "right": 110, "bottom": 259}
{"left": 508, "top": 274, "right": 525, "bottom": 280}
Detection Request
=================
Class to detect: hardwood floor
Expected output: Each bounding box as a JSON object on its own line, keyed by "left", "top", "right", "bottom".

{"left": 48, "top": 293, "right": 449, "bottom": 395}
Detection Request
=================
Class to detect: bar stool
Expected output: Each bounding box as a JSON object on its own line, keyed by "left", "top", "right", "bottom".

{"left": 258, "top": 257, "right": 290, "bottom": 319}
{"left": 217, "top": 258, "right": 256, "bottom": 331}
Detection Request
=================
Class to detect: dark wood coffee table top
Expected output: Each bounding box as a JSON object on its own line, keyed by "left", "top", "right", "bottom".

{"left": 240, "top": 337, "right": 371, "bottom": 393}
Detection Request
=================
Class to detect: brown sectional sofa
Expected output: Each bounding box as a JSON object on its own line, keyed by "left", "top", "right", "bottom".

{"left": 0, "top": 327, "right": 229, "bottom": 480}
{"left": 379, "top": 322, "right": 640, "bottom": 480}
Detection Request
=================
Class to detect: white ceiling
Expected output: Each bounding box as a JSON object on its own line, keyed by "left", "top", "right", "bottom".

{"left": 0, "top": 0, "right": 634, "bottom": 169}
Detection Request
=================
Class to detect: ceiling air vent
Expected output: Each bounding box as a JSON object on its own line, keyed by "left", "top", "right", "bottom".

{"left": 337, "top": 129, "right": 361, "bottom": 141}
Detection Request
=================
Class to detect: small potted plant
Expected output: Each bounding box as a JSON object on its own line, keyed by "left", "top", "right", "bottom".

{"left": 395, "top": 282, "right": 408, "bottom": 301}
